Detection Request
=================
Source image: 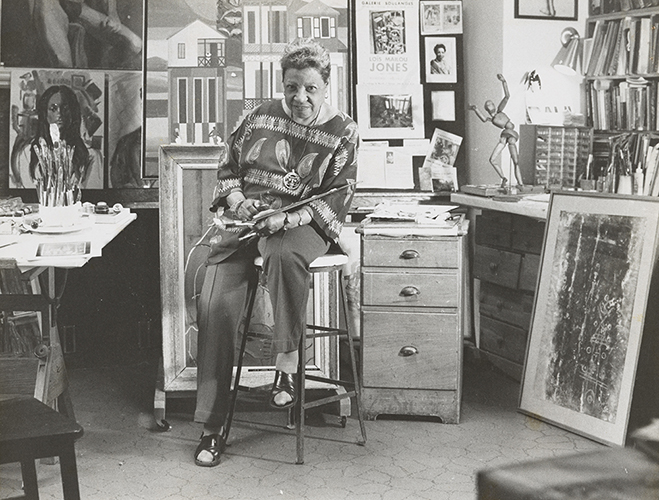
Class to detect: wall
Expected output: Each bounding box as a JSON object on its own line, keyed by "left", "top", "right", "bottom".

{"left": 463, "top": 0, "right": 587, "bottom": 186}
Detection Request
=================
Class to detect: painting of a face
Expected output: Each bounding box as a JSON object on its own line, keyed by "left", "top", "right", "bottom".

{"left": 46, "top": 92, "right": 70, "bottom": 130}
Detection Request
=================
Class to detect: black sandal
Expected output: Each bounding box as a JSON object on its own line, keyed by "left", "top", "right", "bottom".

{"left": 269, "top": 370, "right": 297, "bottom": 409}
{"left": 194, "top": 433, "right": 225, "bottom": 467}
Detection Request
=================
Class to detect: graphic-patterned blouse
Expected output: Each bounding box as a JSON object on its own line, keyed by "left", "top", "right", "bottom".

{"left": 208, "top": 99, "right": 359, "bottom": 263}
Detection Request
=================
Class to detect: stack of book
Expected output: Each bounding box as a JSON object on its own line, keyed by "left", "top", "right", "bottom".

{"left": 587, "top": 77, "right": 658, "bottom": 131}
{"left": 584, "top": 15, "right": 659, "bottom": 78}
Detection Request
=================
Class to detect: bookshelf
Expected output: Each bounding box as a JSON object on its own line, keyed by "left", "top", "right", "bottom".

{"left": 584, "top": 3, "right": 659, "bottom": 194}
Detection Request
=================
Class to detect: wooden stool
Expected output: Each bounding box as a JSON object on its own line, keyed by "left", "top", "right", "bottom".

{"left": 225, "top": 252, "right": 367, "bottom": 464}
{"left": 0, "top": 397, "right": 84, "bottom": 500}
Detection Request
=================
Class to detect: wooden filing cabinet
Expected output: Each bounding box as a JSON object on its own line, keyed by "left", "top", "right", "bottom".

{"left": 358, "top": 223, "right": 468, "bottom": 423}
{"left": 473, "top": 211, "right": 545, "bottom": 381}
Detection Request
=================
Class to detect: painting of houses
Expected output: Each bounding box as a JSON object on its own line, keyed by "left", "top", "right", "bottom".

{"left": 144, "top": 0, "right": 350, "bottom": 179}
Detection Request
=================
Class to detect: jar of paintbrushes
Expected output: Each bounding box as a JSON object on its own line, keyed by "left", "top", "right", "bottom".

{"left": 32, "top": 124, "right": 83, "bottom": 227}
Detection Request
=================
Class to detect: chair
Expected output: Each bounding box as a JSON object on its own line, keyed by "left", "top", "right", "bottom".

{"left": 225, "top": 252, "right": 367, "bottom": 464}
{"left": 0, "top": 396, "right": 84, "bottom": 500}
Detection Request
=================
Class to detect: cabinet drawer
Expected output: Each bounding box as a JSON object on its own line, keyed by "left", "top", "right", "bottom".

{"left": 473, "top": 245, "right": 521, "bottom": 288}
{"left": 362, "top": 238, "right": 458, "bottom": 268}
{"left": 362, "top": 310, "right": 459, "bottom": 390}
{"left": 476, "top": 212, "right": 512, "bottom": 248}
{"left": 511, "top": 216, "right": 545, "bottom": 255}
{"left": 479, "top": 316, "right": 528, "bottom": 365}
{"left": 362, "top": 270, "right": 458, "bottom": 308}
{"left": 519, "top": 254, "right": 540, "bottom": 292}
{"left": 479, "top": 282, "right": 533, "bottom": 330}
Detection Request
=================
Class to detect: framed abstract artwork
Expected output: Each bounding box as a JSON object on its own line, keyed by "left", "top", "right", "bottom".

{"left": 520, "top": 192, "right": 659, "bottom": 446}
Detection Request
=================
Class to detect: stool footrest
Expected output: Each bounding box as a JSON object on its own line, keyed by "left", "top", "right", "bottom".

{"left": 303, "top": 391, "right": 357, "bottom": 410}
{"left": 306, "top": 330, "right": 348, "bottom": 339}
{"left": 304, "top": 374, "right": 354, "bottom": 388}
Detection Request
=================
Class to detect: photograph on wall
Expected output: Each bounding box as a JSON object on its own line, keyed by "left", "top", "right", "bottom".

{"left": 0, "top": 0, "right": 144, "bottom": 70}
{"left": 421, "top": 127, "right": 462, "bottom": 192}
{"left": 144, "top": 0, "right": 351, "bottom": 179}
{"left": 8, "top": 68, "right": 105, "bottom": 190}
{"left": 356, "top": 83, "right": 424, "bottom": 140}
{"left": 520, "top": 193, "right": 659, "bottom": 446}
{"left": 108, "top": 72, "right": 143, "bottom": 188}
{"left": 424, "top": 36, "right": 457, "bottom": 83}
{"left": 431, "top": 90, "right": 455, "bottom": 121}
{"left": 515, "top": 0, "right": 578, "bottom": 20}
{"left": 420, "top": 1, "right": 463, "bottom": 35}
{"left": 355, "top": 0, "right": 420, "bottom": 85}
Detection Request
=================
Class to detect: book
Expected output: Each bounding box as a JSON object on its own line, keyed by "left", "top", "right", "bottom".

{"left": 607, "top": 20, "right": 624, "bottom": 75}
{"left": 594, "top": 21, "right": 613, "bottom": 76}
{"left": 628, "top": 18, "right": 640, "bottom": 74}
{"left": 587, "top": 21, "right": 606, "bottom": 76}
{"left": 636, "top": 17, "right": 652, "bottom": 74}
{"left": 602, "top": 19, "right": 621, "bottom": 76}
{"left": 582, "top": 38, "right": 594, "bottom": 75}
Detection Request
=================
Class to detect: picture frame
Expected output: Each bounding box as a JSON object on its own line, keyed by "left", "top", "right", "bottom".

{"left": 356, "top": 83, "right": 425, "bottom": 140}
{"left": 424, "top": 37, "right": 457, "bottom": 83}
{"left": 420, "top": 1, "right": 463, "bottom": 35}
{"left": 514, "top": 0, "right": 578, "bottom": 20}
{"left": 431, "top": 90, "right": 456, "bottom": 121}
{"left": 520, "top": 192, "right": 659, "bottom": 446}
{"left": 158, "top": 145, "right": 339, "bottom": 396}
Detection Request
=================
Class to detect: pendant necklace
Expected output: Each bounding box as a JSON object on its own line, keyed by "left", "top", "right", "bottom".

{"left": 283, "top": 105, "right": 322, "bottom": 190}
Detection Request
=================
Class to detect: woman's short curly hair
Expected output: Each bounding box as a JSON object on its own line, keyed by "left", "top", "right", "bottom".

{"left": 280, "top": 39, "right": 331, "bottom": 84}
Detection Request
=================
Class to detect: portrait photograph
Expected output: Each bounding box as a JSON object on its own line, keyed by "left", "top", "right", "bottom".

{"left": 515, "top": 0, "right": 578, "bottom": 20}
{"left": 425, "top": 37, "right": 457, "bottom": 83}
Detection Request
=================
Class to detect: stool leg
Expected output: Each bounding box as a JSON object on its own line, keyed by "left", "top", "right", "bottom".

{"left": 296, "top": 333, "right": 305, "bottom": 465}
{"left": 20, "top": 459, "right": 39, "bottom": 500}
{"left": 339, "top": 271, "right": 367, "bottom": 445}
{"left": 59, "top": 442, "right": 81, "bottom": 500}
{"left": 224, "top": 274, "right": 259, "bottom": 444}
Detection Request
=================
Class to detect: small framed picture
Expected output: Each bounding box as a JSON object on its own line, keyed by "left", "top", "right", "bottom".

{"left": 424, "top": 37, "right": 457, "bottom": 83}
{"left": 356, "top": 84, "right": 425, "bottom": 140}
{"left": 431, "top": 91, "right": 455, "bottom": 121}
{"left": 515, "top": 0, "right": 578, "bottom": 20}
{"left": 420, "top": 1, "right": 463, "bottom": 35}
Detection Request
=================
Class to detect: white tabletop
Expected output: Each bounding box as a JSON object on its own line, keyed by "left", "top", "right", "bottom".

{"left": 450, "top": 192, "right": 549, "bottom": 220}
{"left": 0, "top": 210, "right": 137, "bottom": 270}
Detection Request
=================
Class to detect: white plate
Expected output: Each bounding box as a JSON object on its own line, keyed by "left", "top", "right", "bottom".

{"left": 24, "top": 218, "right": 93, "bottom": 234}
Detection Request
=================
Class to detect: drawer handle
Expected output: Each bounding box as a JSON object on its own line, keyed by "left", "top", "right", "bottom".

{"left": 399, "top": 249, "right": 420, "bottom": 260}
{"left": 399, "top": 286, "right": 420, "bottom": 297}
{"left": 398, "top": 346, "right": 419, "bottom": 357}
{"left": 488, "top": 262, "right": 499, "bottom": 273}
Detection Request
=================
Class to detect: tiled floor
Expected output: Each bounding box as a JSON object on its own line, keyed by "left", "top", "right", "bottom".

{"left": 0, "top": 352, "right": 603, "bottom": 500}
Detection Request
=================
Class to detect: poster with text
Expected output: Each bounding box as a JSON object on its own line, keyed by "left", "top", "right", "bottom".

{"left": 355, "top": 0, "right": 420, "bottom": 85}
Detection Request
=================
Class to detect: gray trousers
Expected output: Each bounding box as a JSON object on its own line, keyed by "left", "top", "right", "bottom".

{"left": 194, "top": 225, "right": 329, "bottom": 427}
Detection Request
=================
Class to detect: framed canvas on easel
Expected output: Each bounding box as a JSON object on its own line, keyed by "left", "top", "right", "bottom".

{"left": 520, "top": 192, "right": 659, "bottom": 446}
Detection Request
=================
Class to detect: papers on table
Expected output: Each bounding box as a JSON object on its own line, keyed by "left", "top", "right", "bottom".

{"left": 357, "top": 139, "right": 430, "bottom": 189}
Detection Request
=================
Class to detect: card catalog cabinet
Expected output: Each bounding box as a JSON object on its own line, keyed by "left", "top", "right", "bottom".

{"left": 359, "top": 225, "right": 468, "bottom": 423}
{"left": 519, "top": 125, "right": 592, "bottom": 190}
{"left": 473, "top": 211, "right": 545, "bottom": 381}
